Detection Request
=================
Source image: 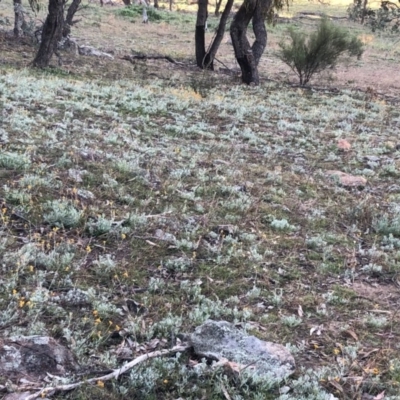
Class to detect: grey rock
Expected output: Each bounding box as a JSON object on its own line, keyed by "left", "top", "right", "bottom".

{"left": 190, "top": 320, "right": 295, "bottom": 381}
{"left": 0, "top": 336, "right": 77, "bottom": 382}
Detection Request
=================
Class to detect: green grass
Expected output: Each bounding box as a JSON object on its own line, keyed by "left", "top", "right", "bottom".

{"left": 116, "top": 4, "right": 196, "bottom": 25}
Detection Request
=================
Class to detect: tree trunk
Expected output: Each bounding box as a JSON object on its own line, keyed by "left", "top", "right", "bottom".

{"left": 169, "top": 0, "right": 173, "bottom": 10}
{"left": 32, "top": 0, "right": 64, "bottom": 68}
{"left": 63, "top": 0, "right": 81, "bottom": 37}
{"left": 361, "top": 0, "right": 368, "bottom": 24}
{"left": 230, "top": 0, "right": 271, "bottom": 84}
{"left": 204, "top": 0, "right": 234, "bottom": 68}
{"left": 215, "top": 0, "right": 223, "bottom": 16}
{"left": 154, "top": 0, "right": 159, "bottom": 8}
{"left": 195, "top": 0, "right": 210, "bottom": 68}
{"left": 251, "top": 0, "right": 269, "bottom": 65}
{"left": 13, "top": 0, "right": 24, "bottom": 37}
{"left": 230, "top": 0, "right": 258, "bottom": 84}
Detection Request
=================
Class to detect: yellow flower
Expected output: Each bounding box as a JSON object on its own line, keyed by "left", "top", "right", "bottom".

{"left": 93, "top": 310, "right": 99, "bottom": 316}
{"left": 19, "top": 298, "right": 25, "bottom": 308}
{"left": 122, "top": 271, "right": 128, "bottom": 278}
{"left": 29, "top": 265, "right": 34, "bottom": 272}
{"left": 97, "top": 380, "right": 105, "bottom": 388}
{"left": 163, "top": 379, "right": 168, "bottom": 384}
{"left": 86, "top": 245, "right": 92, "bottom": 253}
{"left": 121, "top": 233, "right": 126, "bottom": 240}
{"left": 333, "top": 348, "right": 340, "bottom": 355}
{"left": 12, "top": 289, "right": 17, "bottom": 295}
{"left": 95, "top": 318, "right": 101, "bottom": 324}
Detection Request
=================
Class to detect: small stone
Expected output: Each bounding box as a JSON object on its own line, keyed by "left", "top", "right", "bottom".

{"left": 77, "top": 189, "right": 95, "bottom": 200}
{"left": 385, "top": 141, "right": 395, "bottom": 150}
{"left": 68, "top": 168, "right": 86, "bottom": 182}
{"left": 46, "top": 107, "right": 59, "bottom": 115}
{"left": 326, "top": 170, "right": 367, "bottom": 187}
{"left": 155, "top": 229, "right": 176, "bottom": 242}
{"left": 337, "top": 139, "right": 351, "bottom": 151}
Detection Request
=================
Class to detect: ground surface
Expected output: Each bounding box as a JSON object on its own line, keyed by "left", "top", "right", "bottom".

{"left": 1, "top": 0, "right": 400, "bottom": 96}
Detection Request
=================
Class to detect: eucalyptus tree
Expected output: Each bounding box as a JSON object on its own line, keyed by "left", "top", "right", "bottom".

{"left": 28, "top": 0, "right": 81, "bottom": 68}
{"left": 196, "top": 0, "right": 287, "bottom": 85}
{"left": 13, "top": 0, "right": 24, "bottom": 37}
{"left": 31, "top": 0, "right": 64, "bottom": 67}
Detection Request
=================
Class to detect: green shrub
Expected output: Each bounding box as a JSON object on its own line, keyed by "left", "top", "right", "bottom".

{"left": 278, "top": 18, "right": 364, "bottom": 86}
{"left": 348, "top": 0, "right": 400, "bottom": 33}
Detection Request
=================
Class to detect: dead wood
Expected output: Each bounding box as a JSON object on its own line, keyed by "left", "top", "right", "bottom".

{"left": 121, "top": 53, "right": 182, "bottom": 65}
{"left": 8, "top": 344, "right": 191, "bottom": 400}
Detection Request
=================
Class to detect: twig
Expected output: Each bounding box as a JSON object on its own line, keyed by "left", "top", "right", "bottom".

{"left": 220, "top": 383, "right": 232, "bottom": 400}
{"left": 23, "top": 344, "right": 190, "bottom": 400}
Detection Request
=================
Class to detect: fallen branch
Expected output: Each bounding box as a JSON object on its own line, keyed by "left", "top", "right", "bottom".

{"left": 296, "top": 11, "right": 348, "bottom": 20}
{"left": 121, "top": 54, "right": 182, "bottom": 65}
{"left": 22, "top": 344, "right": 190, "bottom": 400}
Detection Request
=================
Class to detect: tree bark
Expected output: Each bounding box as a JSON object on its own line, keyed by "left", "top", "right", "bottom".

{"left": 230, "top": 0, "right": 271, "bottom": 84}
{"left": 361, "top": 0, "right": 368, "bottom": 24}
{"left": 154, "top": 0, "right": 159, "bottom": 8}
{"left": 195, "top": 0, "right": 210, "bottom": 68}
{"left": 215, "top": 0, "right": 223, "bottom": 16}
{"left": 251, "top": 0, "right": 269, "bottom": 65}
{"left": 32, "top": 0, "right": 64, "bottom": 68}
{"left": 204, "top": 0, "right": 234, "bottom": 68}
{"left": 13, "top": 0, "right": 24, "bottom": 37}
{"left": 63, "top": 0, "right": 81, "bottom": 37}
{"left": 230, "top": 0, "right": 258, "bottom": 84}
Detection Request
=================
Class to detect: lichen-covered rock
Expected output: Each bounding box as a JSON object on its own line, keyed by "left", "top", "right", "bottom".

{"left": 190, "top": 320, "right": 295, "bottom": 381}
{"left": 0, "top": 336, "right": 77, "bottom": 382}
